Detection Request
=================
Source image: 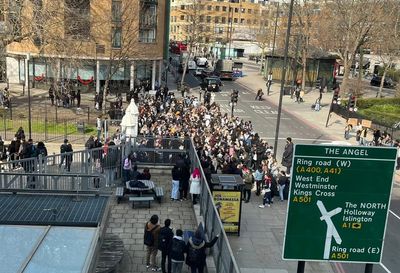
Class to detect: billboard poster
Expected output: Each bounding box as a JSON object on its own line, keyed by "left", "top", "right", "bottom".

{"left": 213, "top": 190, "right": 242, "bottom": 235}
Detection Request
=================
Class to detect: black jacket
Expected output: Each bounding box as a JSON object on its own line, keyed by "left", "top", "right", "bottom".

{"left": 158, "top": 226, "right": 174, "bottom": 252}
{"left": 170, "top": 236, "right": 187, "bottom": 262}
{"left": 172, "top": 166, "right": 181, "bottom": 181}
{"left": 185, "top": 236, "right": 218, "bottom": 266}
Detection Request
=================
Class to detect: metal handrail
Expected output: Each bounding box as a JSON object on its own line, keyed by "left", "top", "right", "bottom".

{"left": 189, "top": 140, "right": 241, "bottom": 273}
{"left": 0, "top": 172, "right": 107, "bottom": 192}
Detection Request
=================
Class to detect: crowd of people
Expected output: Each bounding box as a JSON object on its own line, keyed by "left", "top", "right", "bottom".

{"left": 144, "top": 215, "right": 218, "bottom": 273}
{"left": 134, "top": 91, "right": 296, "bottom": 207}
{"left": 48, "top": 85, "right": 82, "bottom": 109}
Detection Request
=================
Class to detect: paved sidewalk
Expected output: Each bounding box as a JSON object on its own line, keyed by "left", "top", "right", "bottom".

{"left": 223, "top": 61, "right": 400, "bottom": 273}
{"left": 107, "top": 171, "right": 198, "bottom": 273}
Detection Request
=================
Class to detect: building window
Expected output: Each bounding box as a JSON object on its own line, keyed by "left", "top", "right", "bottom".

{"left": 214, "top": 17, "right": 219, "bottom": 23}
{"left": 206, "top": 16, "right": 211, "bottom": 23}
{"left": 199, "top": 15, "right": 204, "bottom": 22}
{"left": 64, "top": 0, "right": 90, "bottom": 39}
{"left": 215, "top": 6, "right": 220, "bottom": 11}
{"left": 207, "top": 5, "right": 212, "bottom": 11}
{"left": 234, "top": 8, "right": 238, "bottom": 13}
{"left": 112, "top": 27, "right": 122, "bottom": 48}
{"left": 180, "top": 5, "right": 185, "bottom": 10}
{"left": 240, "top": 18, "right": 245, "bottom": 23}
{"left": 139, "top": 0, "right": 158, "bottom": 43}
{"left": 221, "top": 17, "right": 226, "bottom": 23}
{"left": 112, "top": 0, "right": 122, "bottom": 22}
{"left": 222, "top": 6, "right": 227, "bottom": 11}
{"left": 248, "top": 9, "right": 252, "bottom": 14}
{"left": 234, "top": 18, "right": 238, "bottom": 23}
{"left": 180, "top": 15, "right": 184, "bottom": 20}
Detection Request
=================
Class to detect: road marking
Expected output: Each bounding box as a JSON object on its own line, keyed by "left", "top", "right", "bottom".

{"left": 389, "top": 210, "right": 400, "bottom": 221}
{"left": 380, "top": 262, "right": 392, "bottom": 273}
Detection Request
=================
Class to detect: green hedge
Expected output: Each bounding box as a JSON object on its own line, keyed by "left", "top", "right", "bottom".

{"left": 355, "top": 98, "right": 400, "bottom": 127}
{"left": 356, "top": 97, "right": 400, "bottom": 108}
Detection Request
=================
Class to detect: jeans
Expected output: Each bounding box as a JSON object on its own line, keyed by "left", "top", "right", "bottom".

{"left": 122, "top": 169, "right": 130, "bottom": 183}
{"left": 161, "top": 251, "right": 171, "bottom": 273}
{"left": 171, "top": 261, "right": 183, "bottom": 273}
{"left": 279, "top": 184, "right": 286, "bottom": 201}
{"left": 171, "top": 180, "right": 180, "bottom": 200}
{"left": 255, "top": 180, "right": 262, "bottom": 195}
{"left": 243, "top": 189, "right": 251, "bottom": 202}
{"left": 146, "top": 246, "right": 158, "bottom": 267}
{"left": 263, "top": 192, "right": 272, "bottom": 205}
{"left": 190, "top": 264, "right": 205, "bottom": 273}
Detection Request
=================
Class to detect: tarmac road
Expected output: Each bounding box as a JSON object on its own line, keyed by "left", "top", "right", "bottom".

{"left": 186, "top": 60, "right": 400, "bottom": 273}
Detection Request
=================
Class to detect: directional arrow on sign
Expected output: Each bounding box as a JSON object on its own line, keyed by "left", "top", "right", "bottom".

{"left": 317, "top": 200, "right": 342, "bottom": 259}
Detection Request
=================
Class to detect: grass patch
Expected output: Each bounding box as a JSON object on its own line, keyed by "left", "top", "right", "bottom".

{"left": 0, "top": 120, "right": 96, "bottom": 134}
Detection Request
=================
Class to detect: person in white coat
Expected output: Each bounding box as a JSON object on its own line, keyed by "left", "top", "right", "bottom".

{"left": 189, "top": 167, "right": 201, "bottom": 205}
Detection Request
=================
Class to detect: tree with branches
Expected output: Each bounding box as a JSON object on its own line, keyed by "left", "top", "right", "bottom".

{"left": 370, "top": 0, "right": 400, "bottom": 98}
{"left": 315, "top": 0, "right": 385, "bottom": 93}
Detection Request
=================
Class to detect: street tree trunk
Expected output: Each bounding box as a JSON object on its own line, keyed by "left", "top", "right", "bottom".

{"left": 377, "top": 68, "right": 388, "bottom": 98}
{"left": 301, "top": 48, "right": 307, "bottom": 91}
{"left": 180, "top": 49, "right": 194, "bottom": 87}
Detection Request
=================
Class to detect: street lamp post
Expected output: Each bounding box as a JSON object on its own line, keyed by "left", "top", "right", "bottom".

{"left": 27, "top": 53, "right": 32, "bottom": 139}
{"left": 273, "top": 0, "right": 295, "bottom": 162}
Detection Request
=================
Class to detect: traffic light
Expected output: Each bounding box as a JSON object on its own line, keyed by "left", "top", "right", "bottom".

{"left": 332, "top": 88, "right": 340, "bottom": 104}
{"left": 348, "top": 95, "right": 357, "bottom": 112}
{"left": 231, "top": 90, "right": 238, "bottom": 104}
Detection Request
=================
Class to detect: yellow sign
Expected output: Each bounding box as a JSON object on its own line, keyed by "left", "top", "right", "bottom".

{"left": 212, "top": 191, "right": 241, "bottom": 233}
{"left": 352, "top": 222, "right": 362, "bottom": 229}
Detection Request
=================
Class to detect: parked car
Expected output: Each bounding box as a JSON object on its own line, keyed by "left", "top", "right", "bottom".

{"left": 370, "top": 76, "right": 396, "bottom": 88}
{"left": 201, "top": 76, "right": 222, "bottom": 92}
{"left": 201, "top": 68, "right": 215, "bottom": 78}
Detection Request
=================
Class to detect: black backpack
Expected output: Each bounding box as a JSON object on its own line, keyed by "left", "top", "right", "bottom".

{"left": 158, "top": 230, "right": 168, "bottom": 251}
{"left": 144, "top": 224, "right": 158, "bottom": 246}
{"left": 187, "top": 246, "right": 201, "bottom": 264}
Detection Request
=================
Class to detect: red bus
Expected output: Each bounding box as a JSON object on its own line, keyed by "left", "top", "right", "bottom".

{"left": 170, "top": 41, "right": 187, "bottom": 54}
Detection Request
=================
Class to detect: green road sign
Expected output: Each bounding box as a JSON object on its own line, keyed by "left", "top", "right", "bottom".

{"left": 283, "top": 145, "right": 397, "bottom": 263}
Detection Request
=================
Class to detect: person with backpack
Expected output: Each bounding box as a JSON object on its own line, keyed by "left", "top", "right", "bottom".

{"left": 158, "top": 219, "right": 174, "bottom": 273}
{"left": 170, "top": 229, "right": 187, "bottom": 273}
{"left": 186, "top": 224, "right": 219, "bottom": 273}
{"left": 242, "top": 165, "right": 254, "bottom": 203}
{"left": 144, "top": 215, "right": 162, "bottom": 272}
{"left": 59, "top": 139, "right": 73, "bottom": 171}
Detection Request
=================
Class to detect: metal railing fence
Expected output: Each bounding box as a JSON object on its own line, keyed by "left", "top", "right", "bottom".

{"left": 0, "top": 172, "right": 106, "bottom": 192}
{"left": 188, "top": 141, "right": 241, "bottom": 273}
{"left": 0, "top": 136, "right": 241, "bottom": 272}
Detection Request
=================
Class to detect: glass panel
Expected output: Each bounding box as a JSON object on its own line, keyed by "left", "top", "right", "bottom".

{"left": 24, "top": 227, "right": 97, "bottom": 273}
{"left": 78, "top": 65, "right": 94, "bottom": 79}
{"left": 34, "top": 63, "right": 46, "bottom": 76}
{"left": 0, "top": 225, "right": 47, "bottom": 273}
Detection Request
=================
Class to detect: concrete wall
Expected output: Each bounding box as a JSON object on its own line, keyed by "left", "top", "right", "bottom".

{"left": 6, "top": 57, "right": 20, "bottom": 84}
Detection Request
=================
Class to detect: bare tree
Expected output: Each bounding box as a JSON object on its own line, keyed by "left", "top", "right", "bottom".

{"left": 292, "top": 0, "right": 318, "bottom": 91}
{"left": 178, "top": 0, "right": 215, "bottom": 87}
{"left": 248, "top": 8, "right": 274, "bottom": 74}
{"left": 370, "top": 0, "right": 400, "bottom": 98}
{"left": 90, "top": 0, "right": 143, "bottom": 114}
{"left": 315, "top": 0, "right": 385, "bottom": 93}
